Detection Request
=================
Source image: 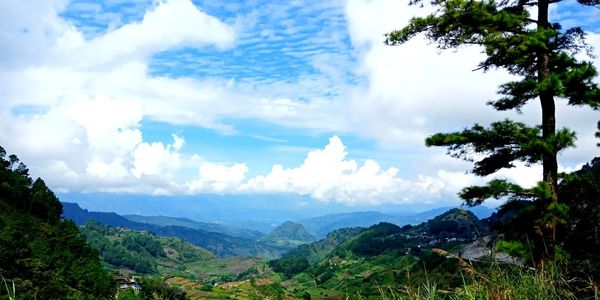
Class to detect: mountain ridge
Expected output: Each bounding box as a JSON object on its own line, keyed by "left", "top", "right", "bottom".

{"left": 62, "top": 202, "right": 286, "bottom": 258}
{"left": 123, "top": 214, "right": 265, "bottom": 240}
{"left": 297, "top": 206, "right": 495, "bottom": 238}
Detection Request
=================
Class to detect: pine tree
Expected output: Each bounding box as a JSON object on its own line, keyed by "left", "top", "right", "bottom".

{"left": 385, "top": 0, "right": 600, "bottom": 261}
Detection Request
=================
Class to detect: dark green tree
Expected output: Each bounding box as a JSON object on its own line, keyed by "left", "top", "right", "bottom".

{"left": 0, "top": 146, "right": 115, "bottom": 299}
{"left": 385, "top": 0, "right": 599, "bottom": 261}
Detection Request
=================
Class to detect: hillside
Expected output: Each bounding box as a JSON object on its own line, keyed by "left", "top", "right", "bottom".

{"left": 260, "top": 221, "right": 317, "bottom": 248}
{"left": 0, "top": 147, "right": 115, "bottom": 299}
{"left": 63, "top": 202, "right": 286, "bottom": 258}
{"left": 268, "top": 227, "right": 363, "bottom": 278}
{"left": 80, "top": 220, "right": 214, "bottom": 274}
{"left": 79, "top": 221, "right": 279, "bottom": 285}
{"left": 123, "top": 214, "right": 264, "bottom": 240}
{"left": 268, "top": 208, "right": 490, "bottom": 298}
{"left": 341, "top": 208, "right": 488, "bottom": 257}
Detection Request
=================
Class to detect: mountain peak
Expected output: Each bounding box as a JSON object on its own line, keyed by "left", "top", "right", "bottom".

{"left": 261, "top": 221, "right": 316, "bottom": 248}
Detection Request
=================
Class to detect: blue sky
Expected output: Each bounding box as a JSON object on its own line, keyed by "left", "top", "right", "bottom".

{"left": 0, "top": 0, "right": 598, "bottom": 215}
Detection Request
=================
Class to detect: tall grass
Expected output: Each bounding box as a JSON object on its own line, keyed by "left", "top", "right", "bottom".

{"left": 378, "top": 255, "right": 598, "bottom": 300}
{"left": 454, "top": 262, "right": 575, "bottom": 300}
{"left": 1, "top": 275, "right": 16, "bottom": 300}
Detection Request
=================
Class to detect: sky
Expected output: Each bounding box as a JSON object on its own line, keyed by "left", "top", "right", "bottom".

{"left": 0, "top": 0, "right": 599, "bottom": 214}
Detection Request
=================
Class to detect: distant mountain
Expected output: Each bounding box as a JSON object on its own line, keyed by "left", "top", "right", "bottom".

{"left": 260, "top": 221, "right": 317, "bottom": 248}
{"left": 62, "top": 202, "right": 285, "bottom": 258}
{"left": 58, "top": 193, "right": 337, "bottom": 226}
{"left": 62, "top": 202, "right": 139, "bottom": 227}
{"left": 58, "top": 192, "right": 498, "bottom": 233}
{"left": 297, "top": 206, "right": 494, "bottom": 238}
{"left": 298, "top": 211, "right": 396, "bottom": 238}
{"left": 123, "top": 214, "right": 265, "bottom": 240}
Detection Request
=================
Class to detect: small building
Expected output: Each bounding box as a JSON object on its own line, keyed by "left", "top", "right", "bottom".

{"left": 115, "top": 270, "right": 142, "bottom": 294}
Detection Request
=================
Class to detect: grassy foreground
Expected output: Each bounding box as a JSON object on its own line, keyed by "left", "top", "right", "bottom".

{"left": 381, "top": 262, "right": 598, "bottom": 300}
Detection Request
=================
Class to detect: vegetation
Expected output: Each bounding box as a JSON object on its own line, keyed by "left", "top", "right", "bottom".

{"left": 378, "top": 261, "right": 589, "bottom": 300}
{"left": 2, "top": 144, "right": 598, "bottom": 299}
{"left": 0, "top": 146, "right": 115, "bottom": 299}
{"left": 80, "top": 220, "right": 214, "bottom": 274}
{"left": 383, "top": 1, "right": 600, "bottom": 298}
{"left": 267, "top": 209, "right": 490, "bottom": 298}
{"left": 386, "top": 0, "right": 600, "bottom": 263}
{"left": 78, "top": 220, "right": 281, "bottom": 287}
{"left": 138, "top": 277, "right": 187, "bottom": 300}
{"left": 559, "top": 158, "right": 600, "bottom": 283}
{"left": 269, "top": 227, "right": 363, "bottom": 278}
{"left": 261, "top": 160, "right": 600, "bottom": 299}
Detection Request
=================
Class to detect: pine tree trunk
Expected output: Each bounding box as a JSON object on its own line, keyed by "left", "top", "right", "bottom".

{"left": 538, "top": 0, "right": 559, "bottom": 250}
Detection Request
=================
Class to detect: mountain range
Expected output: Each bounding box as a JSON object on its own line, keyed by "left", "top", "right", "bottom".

{"left": 62, "top": 202, "right": 287, "bottom": 258}
{"left": 62, "top": 201, "right": 495, "bottom": 258}
{"left": 296, "top": 205, "right": 494, "bottom": 237}
{"left": 123, "top": 214, "right": 264, "bottom": 240}
{"left": 58, "top": 192, "right": 495, "bottom": 232}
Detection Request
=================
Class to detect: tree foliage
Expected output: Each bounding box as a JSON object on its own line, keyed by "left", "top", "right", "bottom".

{"left": 0, "top": 146, "right": 115, "bottom": 299}
{"left": 386, "top": 0, "right": 600, "bottom": 261}
{"left": 268, "top": 257, "right": 310, "bottom": 279}
{"left": 138, "top": 277, "right": 186, "bottom": 300}
{"left": 558, "top": 158, "right": 600, "bottom": 281}
{"left": 81, "top": 221, "right": 162, "bottom": 274}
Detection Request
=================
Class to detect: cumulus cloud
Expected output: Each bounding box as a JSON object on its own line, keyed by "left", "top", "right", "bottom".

{"left": 131, "top": 136, "right": 183, "bottom": 178}
{"left": 186, "top": 163, "right": 249, "bottom": 193}
{"left": 243, "top": 136, "right": 456, "bottom": 205}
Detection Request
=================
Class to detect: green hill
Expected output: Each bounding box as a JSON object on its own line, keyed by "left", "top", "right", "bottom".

{"left": 268, "top": 208, "right": 490, "bottom": 298}
{"left": 79, "top": 220, "right": 280, "bottom": 286}
{"left": 0, "top": 147, "right": 115, "bottom": 299}
{"left": 268, "top": 227, "right": 363, "bottom": 278}
{"left": 80, "top": 220, "right": 215, "bottom": 274}
{"left": 260, "top": 221, "right": 317, "bottom": 248}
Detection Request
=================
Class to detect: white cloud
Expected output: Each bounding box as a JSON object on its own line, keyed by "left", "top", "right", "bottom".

{"left": 130, "top": 136, "right": 183, "bottom": 178}
{"left": 0, "top": 0, "right": 235, "bottom": 71}
{"left": 75, "top": 0, "right": 235, "bottom": 68}
{"left": 243, "top": 136, "right": 456, "bottom": 205}
{"left": 86, "top": 157, "right": 129, "bottom": 180}
{"left": 186, "top": 162, "right": 249, "bottom": 193}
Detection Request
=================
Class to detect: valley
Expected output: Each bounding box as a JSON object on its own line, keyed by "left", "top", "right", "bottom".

{"left": 63, "top": 199, "right": 497, "bottom": 299}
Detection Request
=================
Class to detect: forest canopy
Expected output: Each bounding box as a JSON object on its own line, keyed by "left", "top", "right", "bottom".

{"left": 0, "top": 146, "right": 115, "bottom": 299}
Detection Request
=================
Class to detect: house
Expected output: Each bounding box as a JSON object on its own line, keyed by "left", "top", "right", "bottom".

{"left": 115, "top": 270, "right": 142, "bottom": 293}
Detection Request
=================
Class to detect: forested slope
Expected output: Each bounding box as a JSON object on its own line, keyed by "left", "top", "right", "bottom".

{"left": 0, "top": 146, "right": 115, "bottom": 299}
